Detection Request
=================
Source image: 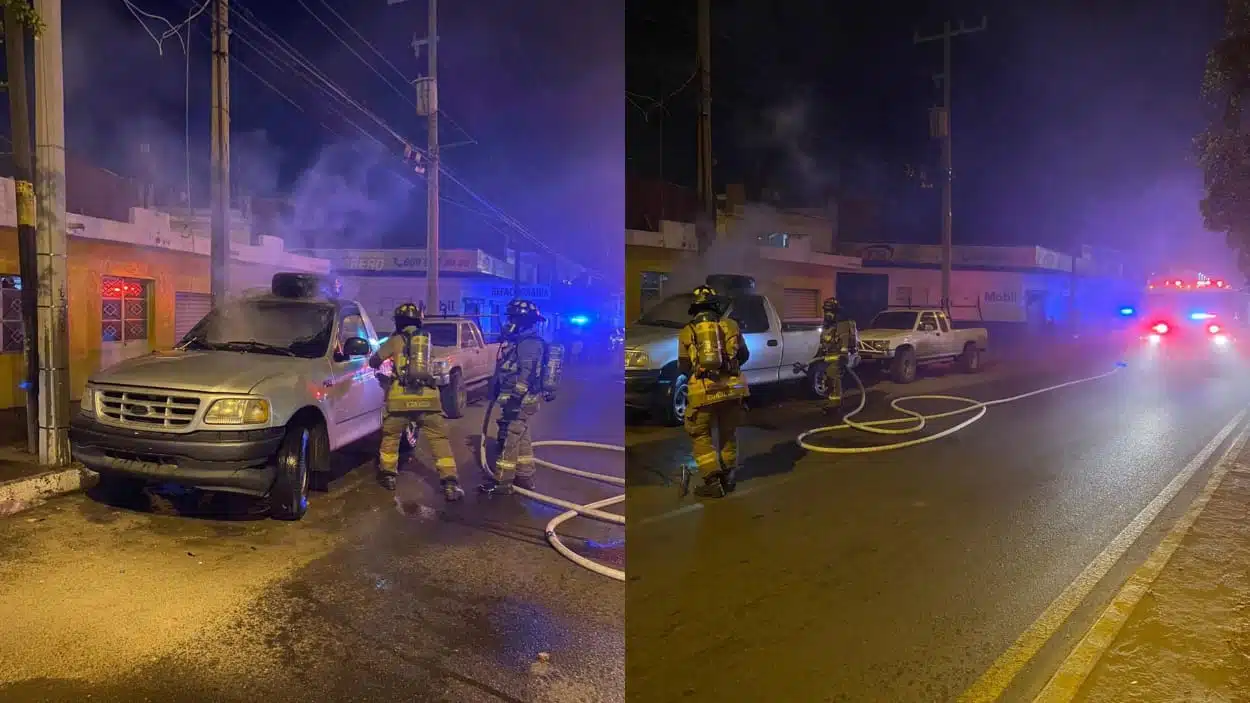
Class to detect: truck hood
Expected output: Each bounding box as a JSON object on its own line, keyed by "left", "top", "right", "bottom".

{"left": 625, "top": 324, "right": 681, "bottom": 369}
{"left": 858, "top": 329, "right": 908, "bottom": 342}
{"left": 626, "top": 324, "right": 681, "bottom": 347}
{"left": 90, "top": 350, "right": 299, "bottom": 393}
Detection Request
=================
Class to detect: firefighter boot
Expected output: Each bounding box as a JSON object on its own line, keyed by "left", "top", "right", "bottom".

{"left": 441, "top": 478, "right": 465, "bottom": 502}
{"left": 514, "top": 474, "right": 536, "bottom": 491}
{"left": 693, "top": 472, "right": 728, "bottom": 499}
{"left": 478, "top": 478, "right": 515, "bottom": 496}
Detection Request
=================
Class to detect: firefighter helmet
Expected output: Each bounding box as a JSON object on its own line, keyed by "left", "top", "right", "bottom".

{"left": 505, "top": 298, "right": 545, "bottom": 323}
{"left": 393, "top": 302, "right": 423, "bottom": 327}
{"left": 688, "top": 285, "right": 721, "bottom": 315}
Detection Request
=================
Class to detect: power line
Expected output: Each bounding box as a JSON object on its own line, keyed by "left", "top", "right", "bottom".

{"left": 307, "top": 0, "right": 475, "bottom": 146}
{"left": 178, "top": 5, "right": 578, "bottom": 269}
{"left": 224, "top": 1, "right": 577, "bottom": 266}
{"left": 189, "top": 25, "right": 496, "bottom": 224}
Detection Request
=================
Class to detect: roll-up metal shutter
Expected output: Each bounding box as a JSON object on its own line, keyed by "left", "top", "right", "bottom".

{"left": 782, "top": 288, "right": 819, "bottom": 319}
{"left": 174, "top": 292, "right": 213, "bottom": 342}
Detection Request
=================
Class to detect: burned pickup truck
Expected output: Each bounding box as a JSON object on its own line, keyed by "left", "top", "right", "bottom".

{"left": 70, "top": 273, "right": 387, "bottom": 520}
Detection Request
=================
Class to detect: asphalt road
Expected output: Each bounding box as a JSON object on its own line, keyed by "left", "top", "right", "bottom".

{"left": 0, "top": 367, "right": 623, "bottom": 703}
{"left": 625, "top": 347, "right": 1250, "bottom": 702}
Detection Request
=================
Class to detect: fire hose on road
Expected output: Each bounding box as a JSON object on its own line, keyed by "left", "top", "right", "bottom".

{"left": 796, "top": 362, "right": 1126, "bottom": 454}
{"left": 478, "top": 397, "right": 625, "bottom": 582}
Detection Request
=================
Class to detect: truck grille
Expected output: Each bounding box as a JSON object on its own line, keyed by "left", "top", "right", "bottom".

{"left": 98, "top": 389, "right": 201, "bottom": 429}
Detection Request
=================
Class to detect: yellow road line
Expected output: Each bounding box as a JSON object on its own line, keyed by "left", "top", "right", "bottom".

{"left": 957, "top": 409, "right": 1247, "bottom": 703}
{"left": 1032, "top": 418, "right": 1250, "bottom": 701}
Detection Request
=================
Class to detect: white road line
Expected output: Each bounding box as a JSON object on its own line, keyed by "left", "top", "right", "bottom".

{"left": 957, "top": 407, "right": 1248, "bottom": 702}
{"left": 1032, "top": 418, "right": 1250, "bottom": 701}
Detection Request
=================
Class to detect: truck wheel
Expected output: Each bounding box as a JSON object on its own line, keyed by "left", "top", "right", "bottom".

{"left": 270, "top": 419, "right": 328, "bottom": 521}
{"left": 658, "top": 373, "right": 689, "bottom": 426}
{"left": 891, "top": 347, "right": 917, "bottom": 384}
{"left": 958, "top": 342, "right": 981, "bottom": 373}
{"left": 808, "top": 361, "right": 830, "bottom": 399}
{"left": 441, "top": 369, "right": 466, "bottom": 418}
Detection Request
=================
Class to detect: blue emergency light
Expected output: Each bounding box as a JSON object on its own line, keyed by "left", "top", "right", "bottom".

{"left": 569, "top": 315, "right": 589, "bottom": 325}
{"left": 1119, "top": 307, "right": 1135, "bottom": 316}
{"left": 1190, "top": 312, "right": 1216, "bottom": 320}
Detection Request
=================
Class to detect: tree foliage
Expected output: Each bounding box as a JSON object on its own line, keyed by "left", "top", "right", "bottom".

{"left": 0, "top": 0, "right": 43, "bottom": 38}
{"left": 1199, "top": 0, "right": 1250, "bottom": 278}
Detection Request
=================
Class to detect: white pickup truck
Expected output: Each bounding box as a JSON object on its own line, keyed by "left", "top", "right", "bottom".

{"left": 625, "top": 283, "right": 822, "bottom": 425}
{"left": 856, "top": 308, "right": 988, "bottom": 383}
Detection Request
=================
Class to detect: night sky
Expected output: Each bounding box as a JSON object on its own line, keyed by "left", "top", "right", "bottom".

{"left": 55, "top": 0, "right": 621, "bottom": 276}
{"left": 628, "top": 0, "right": 1228, "bottom": 277}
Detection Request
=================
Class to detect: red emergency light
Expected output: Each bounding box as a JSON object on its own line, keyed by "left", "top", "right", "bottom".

{"left": 1209, "top": 323, "right": 1222, "bottom": 334}
{"left": 1152, "top": 322, "right": 1170, "bottom": 335}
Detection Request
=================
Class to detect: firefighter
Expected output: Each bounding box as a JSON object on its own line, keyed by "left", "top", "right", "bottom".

{"left": 678, "top": 284, "right": 750, "bottom": 499}
{"left": 368, "top": 302, "right": 465, "bottom": 501}
{"left": 480, "top": 298, "right": 559, "bottom": 495}
{"left": 809, "top": 297, "right": 861, "bottom": 412}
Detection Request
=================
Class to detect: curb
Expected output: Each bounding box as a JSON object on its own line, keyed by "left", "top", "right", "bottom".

{"left": 1031, "top": 414, "right": 1250, "bottom": 701}
{"left": 0, "top": 466, "right": 96, "bottom": 517}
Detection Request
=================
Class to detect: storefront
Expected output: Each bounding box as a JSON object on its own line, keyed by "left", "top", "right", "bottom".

{"left": 303, "top": 248, "right": 551, "bottom": 338}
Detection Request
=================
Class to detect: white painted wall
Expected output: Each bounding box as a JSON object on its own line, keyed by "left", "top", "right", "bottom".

{"left": 0, "top": 176, "right": 329, "bottom": 286}
{"left": 879, "top": 267, "right": 1072, "bottom": 323}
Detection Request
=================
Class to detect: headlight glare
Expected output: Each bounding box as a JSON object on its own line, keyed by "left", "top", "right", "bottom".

{"left": 625, "top": 348, "right": 650, "bottom": 369}
{"left": 204, "top": 398, "right": 271, "bottom": 425}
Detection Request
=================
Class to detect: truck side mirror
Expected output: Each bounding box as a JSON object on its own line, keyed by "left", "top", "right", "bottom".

{"left": 342, "top": 336, "right": 371, "bottom": 358}
{"left": 919, "top": 322, "right": 936, "bottom": 332}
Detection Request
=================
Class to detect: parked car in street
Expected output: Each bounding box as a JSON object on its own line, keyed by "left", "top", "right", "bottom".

{"left": 856, "top": 307, "right": 989, "bottom": 383}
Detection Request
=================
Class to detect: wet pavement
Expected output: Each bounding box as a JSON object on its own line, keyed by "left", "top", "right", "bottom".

{"left": 0, "top": 366, "right": 623, "bottom": 702}
{"left": 625, "top": 349, "right": 1250, "bottom": 702}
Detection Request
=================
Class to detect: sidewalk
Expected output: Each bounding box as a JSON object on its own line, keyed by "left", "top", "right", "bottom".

{"left": 0, "top": 408, "right": 90, "bottom": 517}
{"left": 1050, "top": 426, "right": 1250, "bottom": 702}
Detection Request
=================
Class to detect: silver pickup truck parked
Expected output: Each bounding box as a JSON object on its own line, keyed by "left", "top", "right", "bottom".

{"left": 69, "top": 273, "right": 388, "bottom": 521}
{"left": 625, "top": 285, "right": 821, "bottom": 425}
{"left": 856, "top": 308, "right": 988, "bottom": 383}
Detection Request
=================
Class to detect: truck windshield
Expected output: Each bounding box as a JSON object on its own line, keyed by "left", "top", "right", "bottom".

{"left": 867, "top": 311, "right": 919, "bottom": 330}
{"left": 636, "top": 294, "right": 693, "bottom": 328}
{"left": 422, "top": 323, "right": 460, "bottom": 347}
{"left": 179, "top": 300, "right": 335, "bottom": 359}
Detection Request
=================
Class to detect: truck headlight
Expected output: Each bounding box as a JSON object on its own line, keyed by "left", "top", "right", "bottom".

{"left": 431, "top": 358, "right": 450, "bottom": 374}
{"left": 625, "top": 348, "right": 650, "bottom": 369}
{"left": 79, "top": 387, "right": 96, "bottom": 416}
{"left": 204, "top": 398, "right": 271, "bottom": 425}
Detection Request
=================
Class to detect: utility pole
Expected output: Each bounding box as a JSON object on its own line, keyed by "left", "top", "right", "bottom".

{"left": 915, "top": 17, "right": 986, "bottom": 314}
{"left": 695, "top": 0, "right": 714, "bottom": 254}
{"left": 210, "top": 0, "right": 231, "bottom": 308}
{"left": 6, "top": 5, "right": 38, "bottom": 454}
{"left": 408, "top": 0, "right": 440, "bottom": 310}
{"left": 31, "top": 0, "right": 70, "bottom": 466}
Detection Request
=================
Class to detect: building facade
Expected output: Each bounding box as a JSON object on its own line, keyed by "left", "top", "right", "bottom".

{"left": 0, "top": 177, "right": 328, "bottom": 411}
{"left": 626, "top": 214, "right": 861, "bottom": 323}
{"left": 297, "top": 247, "right": 555, "bottom": 337}
{"left": 836, "top": 242, "right": 1137, "bottom": 335}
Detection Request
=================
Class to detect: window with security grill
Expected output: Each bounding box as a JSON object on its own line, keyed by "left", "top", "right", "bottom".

{"left": 100, "top": 276, "right": 149, "bottom": 343}
{"left": 640, "top": 270, "right": 669, "bottom": 311}
{"left": 0, "top": 275, "right": 23, "bottom": 354}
